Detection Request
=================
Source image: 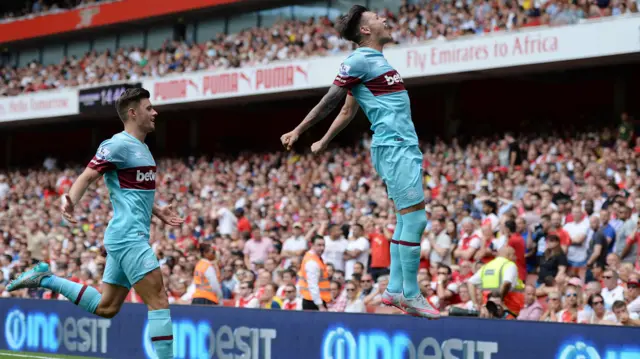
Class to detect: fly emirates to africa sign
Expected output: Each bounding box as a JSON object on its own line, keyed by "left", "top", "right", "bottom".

{"left": 390, "top": 15, "right": 640, "bottom": 78}
{"left": 139, "top": 16, "right": 640, "bottom": 107}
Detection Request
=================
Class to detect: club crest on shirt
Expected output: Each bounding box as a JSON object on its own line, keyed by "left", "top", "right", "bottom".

{"left": 406, "top": 188, "right": 419, "bottom": 201}
{"left": 338, "top": 63, "right": 351, "bottom": 77}
{"left": 134, "top": 151, "right": 147, "bottom": 160}
{"left": 96, "top": 147, "right": 111, "bottom": 161}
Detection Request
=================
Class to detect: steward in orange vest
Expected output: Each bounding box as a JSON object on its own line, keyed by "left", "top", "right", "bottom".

{"left": 298, "top": 236, "right": 331, "bottom": 310}
{"left": 192, "top": 243, "right": 222, "bottom": 305}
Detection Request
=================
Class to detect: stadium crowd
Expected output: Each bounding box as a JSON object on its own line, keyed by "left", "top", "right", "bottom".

{"left": 2, "top": 0, "right": 639, "bottom": 96}
{"left": 0, "top": 0, "right": 111, "bottom": 22}
{"left": 1, "top": 114, "right": 640, "bottom": 326}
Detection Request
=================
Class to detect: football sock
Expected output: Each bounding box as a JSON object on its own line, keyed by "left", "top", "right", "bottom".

{"left": 398, "top": 209, "right": 427, "bottom": 298}
{"left": 148, "top": 309, "right": 174, "bottom": 359}
{"left": 387, "top": 212, "right": 404, "bottom": 294}
{"left": 41, "top": 276, "right": 102, "bottom": 314}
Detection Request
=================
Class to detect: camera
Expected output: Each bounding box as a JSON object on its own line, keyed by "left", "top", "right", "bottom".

{"left": 448, "top": 301, "right": 504, "bottom": 318}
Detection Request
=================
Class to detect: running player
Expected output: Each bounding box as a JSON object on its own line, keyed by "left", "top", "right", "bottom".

{"left": 280, "top": 5, "right": 439, "bottom": 319}
{"left": 8, "top": 88, "right": 182, "bottom": 358}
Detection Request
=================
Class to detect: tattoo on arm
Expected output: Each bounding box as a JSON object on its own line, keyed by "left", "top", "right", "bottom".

{"left": 296, "top": 85, "right": 348, "bottom": 133}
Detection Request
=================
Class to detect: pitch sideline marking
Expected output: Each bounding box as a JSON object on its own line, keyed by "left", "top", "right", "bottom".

{"left": 0, "top": 353, "right": 60, "bottom": 359}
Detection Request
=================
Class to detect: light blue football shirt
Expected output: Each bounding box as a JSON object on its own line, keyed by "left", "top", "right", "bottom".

{"left": 88, "top": 131, "right": 156, "bottom": 246}
{"left": 333, "top": 47, "right": 419, "bottom": 148}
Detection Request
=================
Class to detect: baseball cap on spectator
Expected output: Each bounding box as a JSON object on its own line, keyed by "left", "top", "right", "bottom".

{"left": 568, "top": 277, "right": 583, "bottom": 288}
{"left": 628, "top": 281, "right": 640, "bottom": 287}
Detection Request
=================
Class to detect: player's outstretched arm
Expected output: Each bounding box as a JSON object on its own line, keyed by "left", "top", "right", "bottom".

{"left": 311, "top": 95, "right": 359, "bottom": 154}
{"left": 61, "top": 167, "right": 102, "bottom": 223}
{"left": 280, "top": 85, "right": 349, "bottom": 150}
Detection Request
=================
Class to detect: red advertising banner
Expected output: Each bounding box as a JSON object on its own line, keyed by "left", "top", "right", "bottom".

{"left": 0, "top": 0, "right": 241, "bottom": 44}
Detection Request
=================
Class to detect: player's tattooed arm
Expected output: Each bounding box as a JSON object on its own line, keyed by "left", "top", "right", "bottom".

{"left": 295, "top": 85, "right": 349, "bottom": 134}
{"left": 312, "top": 95, "right": 359, "bottom": 154}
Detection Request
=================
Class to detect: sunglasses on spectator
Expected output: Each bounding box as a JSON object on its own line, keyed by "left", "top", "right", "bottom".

{"left": 438, "top": 272, "right": 448, "bottom": 276}
{"left": 566, "top": 293, "right": 577, "bottom": 298}
{"left": 362, "top": 279, "right": 372, "bottom": 283}
{"left": 284, "top": 290, "right": 295, "bottom": 294}
{"left": 603, "top": 276, "right": 613, "bottom": 279}
{"left": 346, "top": 287, "right": 356, "bottom": 292}
{"left": 592, "top": 300, "right": 604, "bottom": 306}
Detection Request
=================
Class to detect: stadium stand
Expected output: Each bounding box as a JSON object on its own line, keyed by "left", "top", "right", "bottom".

{"left": 2, "top": 125, "right": 640, "bottom": 325}
{"left": 1, "top": 0, "right": 112, "bottom": 21}
{"left": 1, "top": 0, "right": 638, "bottom": 96}
{"left": 0, "top": 0, "right": 639, "bottom": 350}
{"left": 2, "top": 1, "right": 640, "bottom": 358}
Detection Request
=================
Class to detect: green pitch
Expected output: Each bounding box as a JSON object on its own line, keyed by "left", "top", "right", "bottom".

{"left": 0, "top": 351, "right": 105, "bottom": 359}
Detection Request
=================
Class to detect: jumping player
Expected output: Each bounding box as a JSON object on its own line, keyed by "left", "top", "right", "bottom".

{"left": 8, "top": 88, "right": 183, "bottom": 358}
{"left": 280, "top": 5, "right": 439, "bottom": 319}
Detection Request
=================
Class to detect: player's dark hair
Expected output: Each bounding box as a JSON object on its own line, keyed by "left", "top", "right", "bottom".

{"left": 505, "top": 219, "right": 516, "bottom": 233}
{"left": 115, "top": 87, "right": 151, "bottom": 123}
{"left": 335, "top": 5, "right": 369, "bottom": 44}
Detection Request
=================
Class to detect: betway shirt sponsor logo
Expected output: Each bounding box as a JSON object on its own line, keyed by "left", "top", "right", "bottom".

{"left": 118, "top": 166, "right": 156, "bottom": 190}
{"left": 136, "top": 169, "right": 156, "bottom": 182}
{"left": 384, "top": 72, "right": 404, "bottom": 85}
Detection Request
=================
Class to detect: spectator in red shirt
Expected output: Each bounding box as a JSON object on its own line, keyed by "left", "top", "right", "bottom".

{"left": 367, "top": 223, "right": 391, "bottom": 281}
{"left": 550, "top": 212, "right": 572, "bottom": 253}
{"left": 176, "top": 226, "right": 198, "bottom": 251}
{"left": 435, "top": 264, "right": 461, "bottom": 310}
{"left": 454, "top": 217, "right": 481, "bottom": 264}
{"left": 235, "top": 208, "right": 252, "bottom": 234}
{"left": 504, "top": 219, "right": 527, "bottom": 282}
{"left": 452, "top": 261, "right": 474, "bottom": 284}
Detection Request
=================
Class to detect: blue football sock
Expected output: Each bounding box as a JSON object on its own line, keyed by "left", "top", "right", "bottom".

{"left": 41, "top": 276, "right": 101, "bottom": 314}
{"left": 148, "top": 309, "right": 174, "bottom": 359}
{"left": 399, "top": 209, "right": 427, "bottom": 298}
{"left": 387, "top": 212, "right": 404, "bottom": 294}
